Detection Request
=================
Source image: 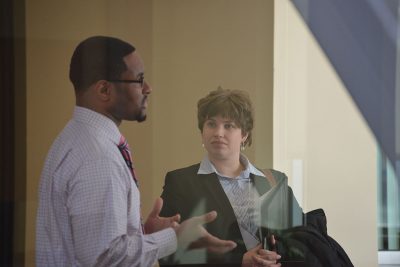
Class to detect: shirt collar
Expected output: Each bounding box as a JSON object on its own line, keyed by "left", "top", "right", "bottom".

{"left": 197, "top": 154, "right": 265, "bottom": 178}
{"left": 73, "top": 106, "right": 121, "bottom": 145}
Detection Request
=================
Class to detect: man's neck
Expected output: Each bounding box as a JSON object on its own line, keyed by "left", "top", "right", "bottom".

{"left": 76, "top": 101, "right": 121, "bottom": 126}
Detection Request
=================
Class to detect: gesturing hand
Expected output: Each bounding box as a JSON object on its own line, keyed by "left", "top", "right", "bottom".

{"left": 242, "top": 243, "right": 281, "bottom": 267}
{"left": 144, "top": 197, "right": 180, "bottom": 234}
{"left": 175, "top": 211, "right": 237, "bottom": 254}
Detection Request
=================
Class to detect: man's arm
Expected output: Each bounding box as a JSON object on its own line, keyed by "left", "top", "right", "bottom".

{"left": 69, "top": 158, "right": 176, "bottom": 267}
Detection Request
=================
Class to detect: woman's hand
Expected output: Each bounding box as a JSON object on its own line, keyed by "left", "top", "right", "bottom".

{"left": 242, "top": 244, "right": 281, "bottom": 267}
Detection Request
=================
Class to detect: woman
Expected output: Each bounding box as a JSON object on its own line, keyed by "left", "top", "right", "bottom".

{"left": 160, "top": 88, "right": 302, "bottom": 266}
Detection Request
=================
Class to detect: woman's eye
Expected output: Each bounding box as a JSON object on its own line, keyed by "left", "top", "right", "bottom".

{"left": 207, "top": 121, "right": 216, "bottom": 127}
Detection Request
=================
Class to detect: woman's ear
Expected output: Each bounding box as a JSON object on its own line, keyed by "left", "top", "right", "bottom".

{"left": 242, "top": 132, "right": 249, "bottom": 143}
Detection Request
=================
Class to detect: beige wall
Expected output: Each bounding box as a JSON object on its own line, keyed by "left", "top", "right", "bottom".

{"left": 25, "top": 0, "right": 274, "bottom": 265}
{"left": 151, "top": 0, "right": 274, "bottom": 201}
{"left": 274, "top": 1, "right": 378, "bottom": 266}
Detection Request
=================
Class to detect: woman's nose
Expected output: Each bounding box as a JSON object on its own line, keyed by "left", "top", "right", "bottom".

{"left": 213, "top": 125, "right": 224, "bottom": 137}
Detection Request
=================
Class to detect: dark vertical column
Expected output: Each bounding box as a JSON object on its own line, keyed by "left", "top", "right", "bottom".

{"left": 0, "top": 0, "right": 16, "bottom": 265}
{"left": 0, "top": 0, "right": 26, "bottom": 266}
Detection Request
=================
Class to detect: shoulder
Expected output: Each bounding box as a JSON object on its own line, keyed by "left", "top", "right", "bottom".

{"left": 269, "top": 169, "right": 288, "bottom": 181}
{"left": 166, "top": 163, "right": 200, "bottom": 178}
{"left": 163, "top": 163, "right": 202, "bottom": 189}
{"left": 255, "top": 168, "right": 288, "bottom": 185}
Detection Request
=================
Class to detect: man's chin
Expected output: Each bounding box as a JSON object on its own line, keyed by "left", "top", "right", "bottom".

{"left": 136, "top": 114, "right": 147, "bottom": 123}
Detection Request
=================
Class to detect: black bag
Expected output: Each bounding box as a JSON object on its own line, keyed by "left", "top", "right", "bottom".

{"left": 263, "top": 209, "right": 354, "bottom": 267}
{"left": 260, "top": 170, "right": 354, "bottom": 267}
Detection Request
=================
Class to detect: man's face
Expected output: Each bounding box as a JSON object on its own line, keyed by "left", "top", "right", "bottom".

{"left": 108, "top": 51, "right": 152, "bottom": 123}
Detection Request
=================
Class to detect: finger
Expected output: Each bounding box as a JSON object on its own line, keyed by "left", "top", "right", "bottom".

{"left": 250, "top": 244, "right": 262, "bottom": 252}
{"left": 256, "top": 249, "right": 281, "bottom": 261}
{"left": 257, "top": 249, "right": 281, "bottom": 261}
{"left": 251, "top": 254, "right": 281, "bottom": 266}
{"left": 170, "top": 213, "right": 181, "bottom": 223}
{"left": 271, "top": 234, "right": 276, "bottom": 245}
{"left": 257, "top": 249, "right": 279, "bottom": 256}
{"left": 199, "top": 232, "right": 237, "bottom": 253}
{"left": 148, "top": 197, "right": 163, "bottom": 218}
{"left": 191, "top": 210, "right": 217, "bottom": 225}
{"left": 190, "top": 236, "right": 237, "bottom": 254}
{"left": 171, "top": 221, "right": 180, "bottom": 229}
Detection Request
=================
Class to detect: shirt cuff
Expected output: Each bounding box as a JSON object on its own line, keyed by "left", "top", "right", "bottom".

{"left": 151, "top": 227, "right": 177, "bottom": 259}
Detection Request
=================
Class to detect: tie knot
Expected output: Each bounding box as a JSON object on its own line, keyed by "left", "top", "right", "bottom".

{"left": 118, "top": 135, "right": 129, "bottom": 150}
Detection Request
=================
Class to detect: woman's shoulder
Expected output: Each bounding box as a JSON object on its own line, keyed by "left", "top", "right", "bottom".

{"left": 254, "top": 167, "right": 288, "bottom": 183}
{"left": 269, "top": 168, "right": 288, "bottom": 179}
{"left": 166, "top": 163, "right": 201, "bottom": 177}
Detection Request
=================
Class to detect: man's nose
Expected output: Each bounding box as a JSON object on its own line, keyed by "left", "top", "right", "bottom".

{"left": 143, "top": 81, "right": 152, "bottom": 94}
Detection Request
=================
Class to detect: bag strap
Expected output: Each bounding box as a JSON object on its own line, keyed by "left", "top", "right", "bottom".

{"left": 262, "top": 168, "right": 277, "bottom": 187}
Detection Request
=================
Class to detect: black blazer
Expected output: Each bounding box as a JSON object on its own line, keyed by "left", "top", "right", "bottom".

{"left": 159, "top": 163, "right": 302, "bottom": 265}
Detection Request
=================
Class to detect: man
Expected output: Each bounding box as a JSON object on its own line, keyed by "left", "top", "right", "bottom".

{"left": 36, "top": 36, "right": 236, "bottom": 267}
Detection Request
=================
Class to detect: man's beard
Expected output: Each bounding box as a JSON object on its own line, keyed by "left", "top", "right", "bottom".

{"left": 137, "top": 113, "right": 147, "bottom": 122}
{"left": 136, "top": 96, "right": 148, "bottom": 122}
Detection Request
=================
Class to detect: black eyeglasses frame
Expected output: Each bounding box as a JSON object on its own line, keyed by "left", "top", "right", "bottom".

{"left": 108, "top": 78, "right": 144, "bottom": 88}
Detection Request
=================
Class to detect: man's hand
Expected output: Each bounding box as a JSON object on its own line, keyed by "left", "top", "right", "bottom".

{"left": 144, "top": 197, "right": 180, "bottom": 234}
{"left": 175, "top": 211, "right": 237, "bottom": 254}
{"left": 242, "top": 244, "right": 281, "bottom": 267}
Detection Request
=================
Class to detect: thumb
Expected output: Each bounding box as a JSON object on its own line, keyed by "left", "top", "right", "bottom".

{"left": 148, "top": 197, "right": 163, "bottom": 218}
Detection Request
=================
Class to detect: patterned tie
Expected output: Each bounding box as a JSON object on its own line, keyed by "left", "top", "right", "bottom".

{"left": 118, "top": 135, "right": 139, "bottom": 187}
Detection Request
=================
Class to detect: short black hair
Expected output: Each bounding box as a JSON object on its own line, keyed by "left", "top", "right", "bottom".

{"left": 69, "top": 36, "right": 136, "bottom": 91}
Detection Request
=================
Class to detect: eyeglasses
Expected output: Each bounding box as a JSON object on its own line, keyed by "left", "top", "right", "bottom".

{"left": 108, "top": 77, "right": 144, "bottom": 88}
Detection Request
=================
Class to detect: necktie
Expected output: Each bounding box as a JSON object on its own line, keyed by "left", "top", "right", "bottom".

{"left": 117, "top": 135, "right": 145, "bottom": 233}
{"left": 118, "top": 135, "right": 139, "bottom": 187}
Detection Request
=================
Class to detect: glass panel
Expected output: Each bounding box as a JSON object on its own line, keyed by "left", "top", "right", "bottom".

{"left": 378, "top": 149, "right": 400, "bottom": 251}
{"left": 7, "top": 0, "right": 399, "bottom": 266}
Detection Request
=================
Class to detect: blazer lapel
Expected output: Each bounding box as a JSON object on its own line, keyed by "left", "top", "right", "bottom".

{"left": 200, "top": 173, "right": 237, "bottom": 221}
{"left": 199, "top": 173, "right": 246, "bottom": 254}
{"left": 252, "top": 174, "right": 273, "bottom": 196}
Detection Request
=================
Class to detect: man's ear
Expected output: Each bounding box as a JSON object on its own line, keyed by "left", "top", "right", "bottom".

{"left": 94, "top": 80, "right": 111, "bottom": 101}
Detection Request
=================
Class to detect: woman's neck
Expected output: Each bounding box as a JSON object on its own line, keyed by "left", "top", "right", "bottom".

{"left": 209, "top": 155, "right": 244, "bottom": 178}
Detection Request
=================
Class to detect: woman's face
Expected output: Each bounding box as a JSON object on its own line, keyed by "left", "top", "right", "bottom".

{"left": 201, "top": 115, "right": 248, "bottom": 162}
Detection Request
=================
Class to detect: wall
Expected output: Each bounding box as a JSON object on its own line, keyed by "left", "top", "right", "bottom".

{"left": 151, "top": 0, "right": 274, "bottom": 200}
{"left": 274, "top": 1, "right": 378, "bottom": 266}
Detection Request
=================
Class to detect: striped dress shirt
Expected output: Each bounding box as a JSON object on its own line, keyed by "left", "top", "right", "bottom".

{"left": 36, "top": 106, "right": 176, "bottom": 267}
